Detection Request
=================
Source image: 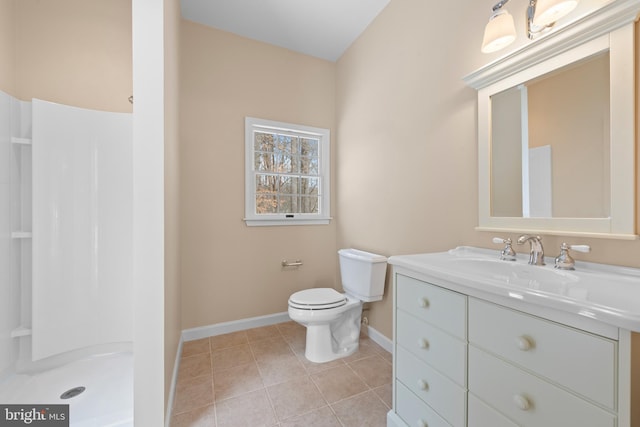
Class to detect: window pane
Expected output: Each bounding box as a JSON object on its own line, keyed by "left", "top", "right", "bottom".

{"left": 300, "top": 156, "right": 319, "bottom": 175}
{"left": 278, "top": 176, "right": 299, "bottom": 195}
{"left": 277, "top": 196, "right": 296, "bottom": 213}
{"left": 255, "top": 152, "right": 275, "bottom": 172}
{"left": 254, "top": 132, "right": 275, "bottom": 152}
{"left": 300, "top": 177, "right": 319, "bottom": 196}
{"left": 290, "top": 137, "right": 299, "bottom": 157}
{"left": 273, "top": 135, "right": 291, "bottom": 172}
{"left": 275, "top": 135, "right": 298, "bottom": 173}
{"left": 300, "top": 138, "right": 319, "bottom": 157}
{"left": 256, "top": 195, "right": 277, "bottom": 214}
{"left": 299, "top": 196, "right": 319, "bottom": 213}
{"left": 256, "top": 174, "right": 277, "bottom": 194}
{"left": 289, "top": 155, "right": 299, "bottom": 174}
{"left": 255, "top": 132, "right": 277, "bottom": 172}
{"left": 277, "top": 154, "right": 295, "bottom": 173}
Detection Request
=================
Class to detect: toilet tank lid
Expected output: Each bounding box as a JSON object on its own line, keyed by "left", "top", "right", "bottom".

{"left": 338, "top": 248, "right": 388, "bottom": 263}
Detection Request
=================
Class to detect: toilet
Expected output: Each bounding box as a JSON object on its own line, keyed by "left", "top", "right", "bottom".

{"left": 288, "top": 248, "right": 388, "bottom": 363}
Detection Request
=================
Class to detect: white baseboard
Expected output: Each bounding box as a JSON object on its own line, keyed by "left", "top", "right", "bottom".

{"left": 181, "top": 312, "right": 291, "bottom": 342}
{"left": 365, "top": 325, "right": 392, "bottom": 353}
{"left": 181, "top": 312, "right": 393, "bottom": 351}
{"left": 165, "top": 337, "right": 183, "bottom": 427}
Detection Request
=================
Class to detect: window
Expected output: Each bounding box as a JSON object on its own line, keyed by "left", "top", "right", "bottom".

{"left": 245, "top": 117, "right": 331, "bottom": 226}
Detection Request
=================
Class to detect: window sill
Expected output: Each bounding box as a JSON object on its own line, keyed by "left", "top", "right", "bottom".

{"left": 244, "top": 217, "right": 332, "bottom": 227}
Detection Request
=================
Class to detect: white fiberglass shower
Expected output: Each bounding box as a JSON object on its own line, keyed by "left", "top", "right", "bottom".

{"left": 0, "top": 92, "right": 133, "bottom": 425}
{"left": 32, "top": 99, "right": 133, "bottom": 361}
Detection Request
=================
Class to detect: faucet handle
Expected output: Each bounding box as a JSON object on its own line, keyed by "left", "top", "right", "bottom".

{"left": 554, "top": 243, "right": 591, "bottom": 270}
{"left": 566, "top": 244, "right": 591, "bottom": 253}
{"left": 493, "top": 237, "right": 517, "bottom": 261}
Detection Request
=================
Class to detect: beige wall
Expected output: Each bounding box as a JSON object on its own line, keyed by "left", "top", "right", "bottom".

{"left": 335, "top": 0, "right": 490, "bottom": 338}
{"left": 335, "top": 0, "right": 640, "bottom": 339}
{"left": 14, "top": 0, "right": 132, "bottom": 113}
{"left": 164, "top": 0, "right": 182, "bottom": 409}
{"left": 0, "top": 0, "right": 15, "bottom": 95}
{"left": 179, "top": 21, "right": 337, "bottom": 329}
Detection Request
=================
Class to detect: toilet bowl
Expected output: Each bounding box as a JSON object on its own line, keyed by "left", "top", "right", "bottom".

{"left": 288, "top": 289, "right": 362, "bottom": 363}
{"left": 288, "top": 249, "right": 388, "bottom": 363}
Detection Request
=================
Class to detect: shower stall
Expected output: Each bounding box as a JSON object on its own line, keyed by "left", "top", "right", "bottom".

{"left": 0, "top": 91, "right": 133, "bottom": 425}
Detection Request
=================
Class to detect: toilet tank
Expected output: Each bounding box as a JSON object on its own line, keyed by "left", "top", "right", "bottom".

{"left": 338, "top": 249, "right": 388, "bottom": 302}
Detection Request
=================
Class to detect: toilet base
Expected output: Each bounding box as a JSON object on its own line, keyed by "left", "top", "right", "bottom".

{"left": 304, "top": 324, "right": 359, "bottom": 363}
{"left": 301, "top": 302, "right": 362, "bottom": 363}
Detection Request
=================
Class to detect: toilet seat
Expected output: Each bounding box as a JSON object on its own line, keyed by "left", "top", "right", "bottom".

{"left": 288, "top": 288, "right": 347, "bottom": 310}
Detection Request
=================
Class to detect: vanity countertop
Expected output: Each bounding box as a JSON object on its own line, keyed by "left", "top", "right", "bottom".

{"left": 388, "top": 247, "right": 640, "bottom": 332}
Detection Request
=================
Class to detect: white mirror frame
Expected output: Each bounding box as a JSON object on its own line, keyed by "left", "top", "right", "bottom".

{"left": 464, "top": 0, "right": 639, "bottom": 239}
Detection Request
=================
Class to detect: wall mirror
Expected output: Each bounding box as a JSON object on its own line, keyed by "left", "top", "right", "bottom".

{"left": 464, "top": 0, "right": 638, "bottom": 238}
{"left": 491, "top": 51, "right": 610, "bottom": 219}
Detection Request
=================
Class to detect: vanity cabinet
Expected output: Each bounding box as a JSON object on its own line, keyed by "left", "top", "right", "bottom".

{"left": 388, "top": 269, "right": 637, "bottom": 427}
{"left": 392, "top": 274, "right": 468, "bottom": 427}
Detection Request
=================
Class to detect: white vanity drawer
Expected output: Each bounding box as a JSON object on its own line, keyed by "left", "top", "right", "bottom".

{"left": 397, "top": 346, "right": 466, "bottom": 427}
{"left": 396, "top": 381, "right": 451, "bottom": 427}
{"left": 468, "top": 393, "right": 517, "bottom": 427}
{"left": 468, "top": 298, "right": 616, "bottom": 409}
{"left": 396, "top": 274, "right": 466, "bottom": 340}
{"left": 469, "top": 346, "right": 616, "bottom": 427}
{"left": 397, "top": 309, "right": 466, "bottom": 386}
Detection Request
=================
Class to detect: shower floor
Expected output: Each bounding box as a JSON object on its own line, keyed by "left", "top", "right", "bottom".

{"left": 0, "top": 351, "right": 133, "bottom": 426}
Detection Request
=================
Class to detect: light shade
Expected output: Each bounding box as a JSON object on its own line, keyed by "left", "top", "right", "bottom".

{"left": 533, "top": 0, "right": 579, "bottom": 27}
{"left": 481, "top": 10, "right": 517, "bottom": 53}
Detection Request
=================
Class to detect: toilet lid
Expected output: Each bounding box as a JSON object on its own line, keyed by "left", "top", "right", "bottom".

{"left": 288, "top": 288, "right": 347, "bottom": 310}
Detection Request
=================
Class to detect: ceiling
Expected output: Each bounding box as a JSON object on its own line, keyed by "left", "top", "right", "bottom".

{"left": 180, "top": 0, "right": 391, "bottom": 62}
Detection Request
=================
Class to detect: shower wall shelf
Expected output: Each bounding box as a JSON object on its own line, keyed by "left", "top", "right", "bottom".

{"left": 7, "top": 95, "right": 34, "bottom": 371}
{"left": 10, "top": 327, "right": 32, "bottom": 338}
{"left": 11, "top": 232, "right": 32, "bottom": 239}
{"left": 11, "top": 139, "right": 32, "bottom": 239}
{"left": 11, "top": 137, "right": 31, "bottom": 145}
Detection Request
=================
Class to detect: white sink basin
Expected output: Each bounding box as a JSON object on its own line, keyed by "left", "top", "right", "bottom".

{"left": 446, "top": 257, "right": 579, "bottom": 289}
{"left": 388, "top": 246, "right": 640, "bottom": 331}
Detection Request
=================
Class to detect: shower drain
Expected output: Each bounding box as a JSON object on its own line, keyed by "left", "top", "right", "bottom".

{"left": 60, "top": 386, "right": 86, "bottom": 400}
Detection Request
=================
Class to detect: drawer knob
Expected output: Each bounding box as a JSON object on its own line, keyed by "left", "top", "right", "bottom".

{"left": 419, "top": 297, "right": 430, "bottom": 308}
{"left": 417, "top": 419, "right": 428, "bottom": 427}
{"left": 513, "top": 394, "right": 531, "bottom": 411}
{"left": 515, "top": 336, "right": 533, "bottom": 351}
{"left": 418, "top": 379, "right": 429, "bottom": 391}
{"left": 418, "top": 338, "right": 429, "bottom": 349}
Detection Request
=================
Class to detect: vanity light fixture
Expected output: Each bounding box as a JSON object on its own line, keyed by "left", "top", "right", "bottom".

{"left": 481, "top": 0, "right": 579, "bottom": 53}
{"left": 533, "top": 0, "right": 579, "bottom": 26}
{"left": 481, "top": 0, "right": 517, "bottom": 53}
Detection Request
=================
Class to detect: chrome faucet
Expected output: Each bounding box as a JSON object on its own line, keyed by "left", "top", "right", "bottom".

{"left": 554, "top": 242, "right": 591, "bottom": 270}
{"left": 492, "top": 237, "right": 516, "bottom": 261}
{"left": 517, "top": 235, "right": 545, "bottom": 265}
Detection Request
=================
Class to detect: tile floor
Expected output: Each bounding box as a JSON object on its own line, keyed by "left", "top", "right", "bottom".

{"left": 170, "top": 321, "right": 392, "bottom": 427}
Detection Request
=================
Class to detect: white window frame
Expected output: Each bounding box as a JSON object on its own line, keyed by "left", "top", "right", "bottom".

{"left": 244, "top": 117, "right": 331, "bottom": 226}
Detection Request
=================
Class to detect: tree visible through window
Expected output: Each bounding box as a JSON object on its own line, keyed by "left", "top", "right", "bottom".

{"left": 245, "top": 117, "right": 330, "bottom": 226}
